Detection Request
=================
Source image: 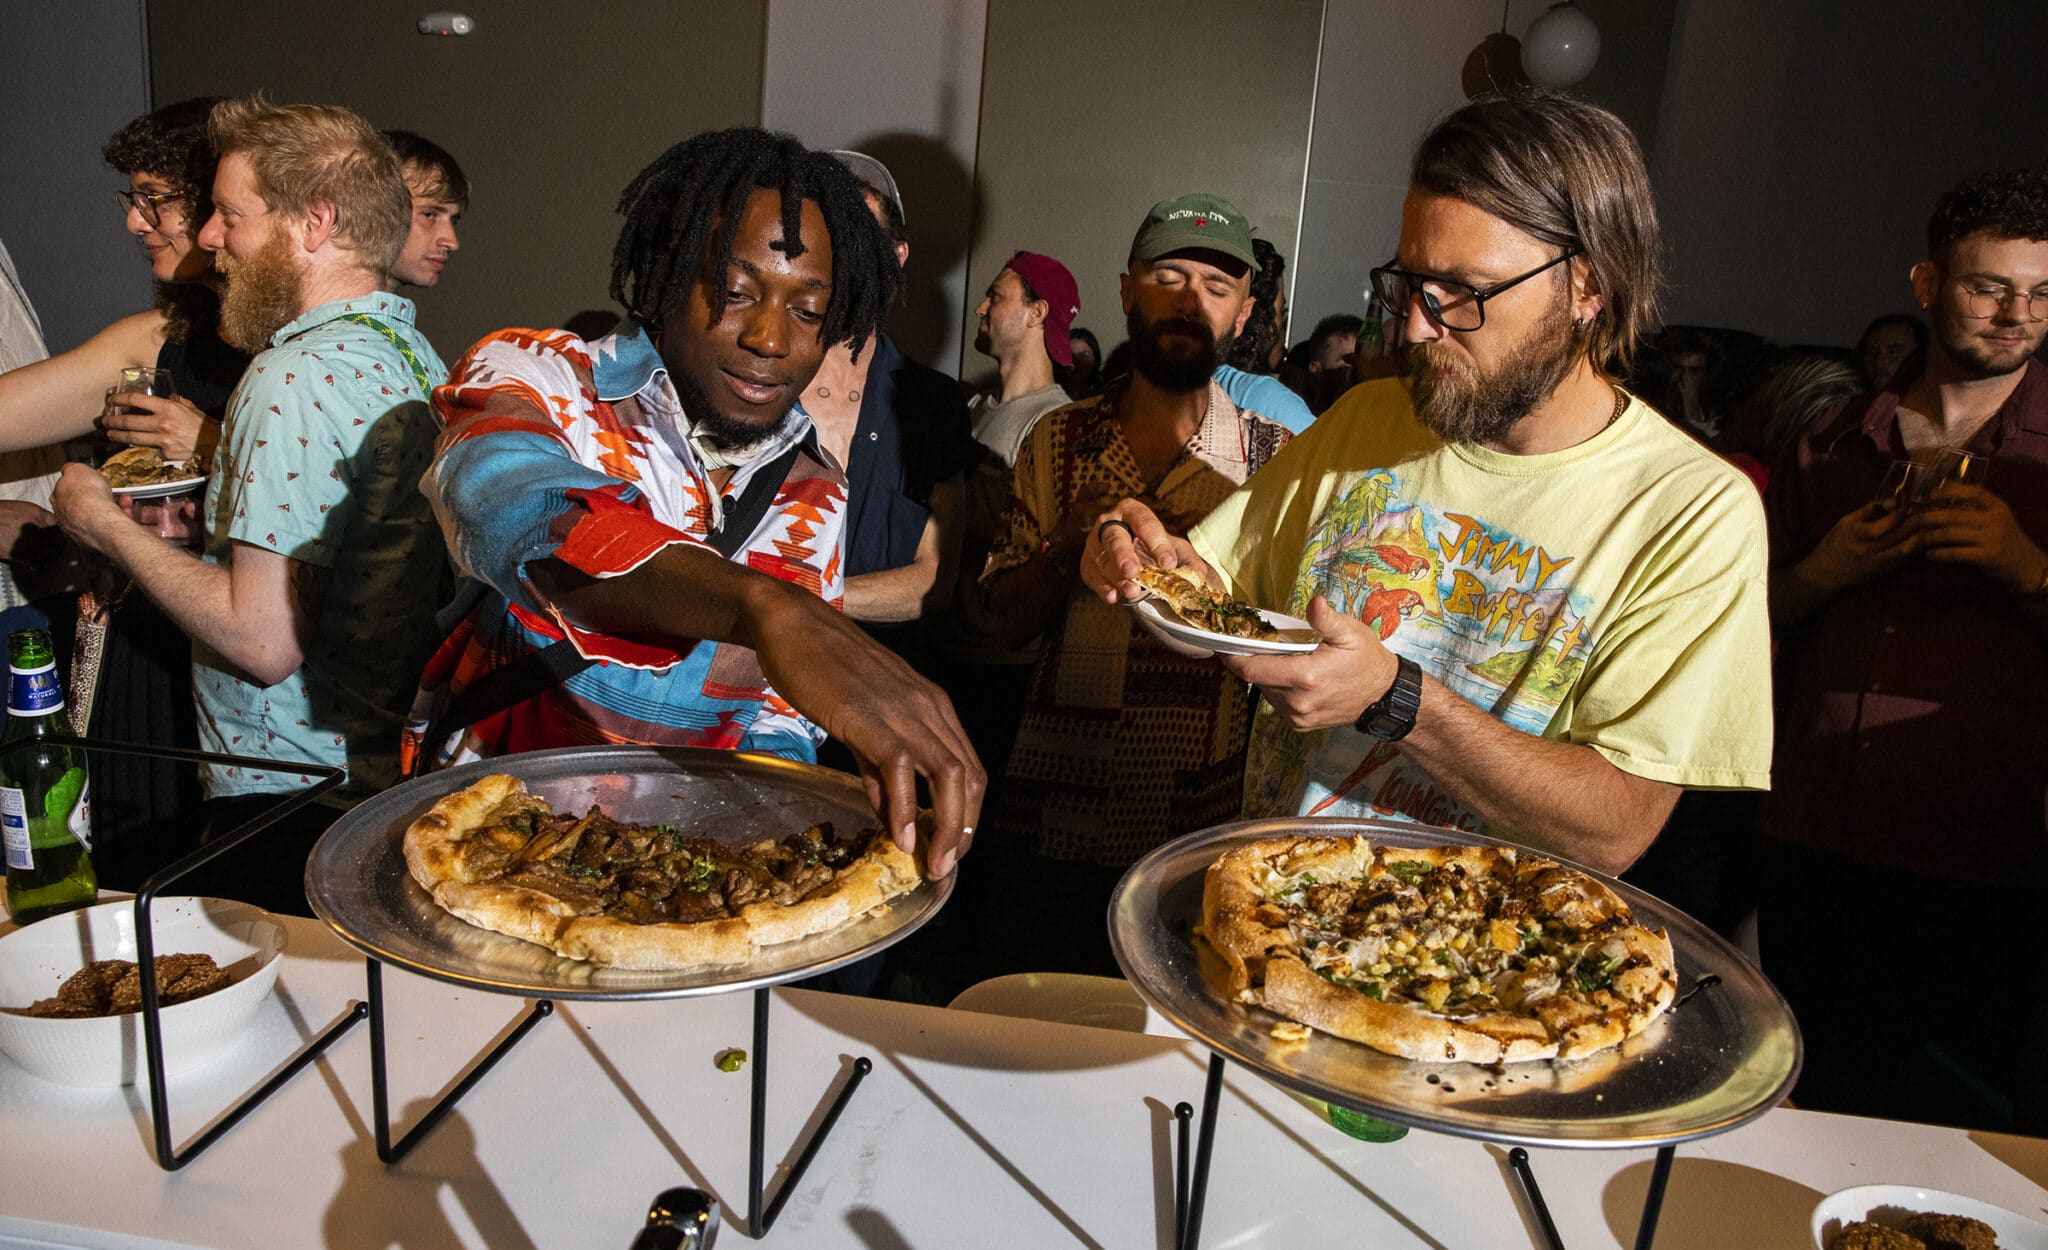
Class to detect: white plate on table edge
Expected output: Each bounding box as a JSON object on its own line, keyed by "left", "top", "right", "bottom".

{"left": 1812, "top": 1183, "right": 2048, "bottom": 1249}
{"left": 110, "top": 475, "right": 206, "bottom": 499}
{"left": 1129, "top": 597, "right": 1319, "bottom": 656}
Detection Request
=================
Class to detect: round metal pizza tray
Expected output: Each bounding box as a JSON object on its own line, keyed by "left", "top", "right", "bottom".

{"left": 304, "top": 745, "right": 951, "bottom": 1000}
{"left": 1109, "top": 818, "right": 1802, "bottom": 1149}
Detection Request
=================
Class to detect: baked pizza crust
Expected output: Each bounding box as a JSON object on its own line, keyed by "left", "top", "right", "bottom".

{"left": 402, "top": 774, "right": 925, "bottom": 970}
{"left": 1203, "top": 835, "right": 1677, "bottom": 1064}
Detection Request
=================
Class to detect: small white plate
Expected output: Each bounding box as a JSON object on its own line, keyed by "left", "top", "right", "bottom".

{"left": 1811, "top": 1183, "right": 2048, "bottom": 1249}
{"left": 110, "top": 475, "right": 206, "bottom": 499}
{"left": 1129, "top": 597, "right": 1319, "bottom": 657}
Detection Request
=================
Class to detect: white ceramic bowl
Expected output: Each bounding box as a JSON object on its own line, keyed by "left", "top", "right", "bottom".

{"left": 0, "top": 897, "right": 285, "bottom": 1087}
{"left": 1812, "top": 1183, "right": 2048, "bottom": 1250}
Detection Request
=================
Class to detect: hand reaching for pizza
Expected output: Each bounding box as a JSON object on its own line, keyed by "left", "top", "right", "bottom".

{"left": 1224, "top": 595, "right": 1403, "bottom": 731}
{"left": 1082, "top": 497, "right": 1211, "bottom": 603}
{"left": 1904, "top": 481, "right": 2048, "bottom": 597}
{"left": 748, "top": 585, "right": 985, "bottom": 880}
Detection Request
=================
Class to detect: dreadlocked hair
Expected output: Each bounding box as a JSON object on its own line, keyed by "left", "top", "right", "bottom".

{"left": 609, "top": 127, "right": 900, "bottom": 362}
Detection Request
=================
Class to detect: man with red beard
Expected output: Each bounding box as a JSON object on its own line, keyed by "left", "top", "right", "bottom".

{"left": 49, "top": 97, "right": 448, "bottom": 915}
{"left": 1758, "top": 170, "right": 2048, "bottom": 1131}
{"left": 1086, "top": 91, "right": 1772, "bottom": 877}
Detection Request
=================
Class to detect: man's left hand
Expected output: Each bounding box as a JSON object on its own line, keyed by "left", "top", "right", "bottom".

{"left": 1224, "top": 595, "right": 1402, "bottom": 731}
{"left": 49, "top": 463, "right": 126, "bottom": 557}
{"left": 1906, "top": 482, "right": 2048, "bottom": 597}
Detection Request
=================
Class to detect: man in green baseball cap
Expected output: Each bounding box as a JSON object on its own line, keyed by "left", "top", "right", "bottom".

{"left": 1128, "top": 191, "right": 1260, "bottom": 270}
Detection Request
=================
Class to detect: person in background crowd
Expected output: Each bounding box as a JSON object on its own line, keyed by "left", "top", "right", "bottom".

{"left": 0, "top": 237, "right": 65, "bottom": 636}
{"left": 1223, "top": 237, "right": 1287, "bottom": 373}
{"left": 801, "top": 151, "right": 974, "bottom": 660}
{"left": 1761, "top": 169, "right": 2048, "bottom": 1134}
{"left": 382, "top": 130, "right": 466, "bottom": 291}
{"left": 1088, "top": 90, "right": 1772, "bottom": 880}
{"left": 1854, "top": 312, "right": 1927, "bottom": 392}
{"left": 1753, "top": 354, "right": 1863, "bottom": 465}
{"left": 0, "top": 99, "right": 247, "bottom": 891}
{"left": 48, "top": 97, "right": 450, "bottom": 915}
{"left": 1216, "top": 236, "right": 1313, "bottom": 433}
{"left": 976, "top": 192, "right": 1293, "bottom": 976}
{"left": 931, "top": 251, "right": 1080, "bottom": 783}
{"left": 1303, "top": 312, "right": 1362, "bottom": 414}
{"left": 409, "top": 127, "right": 980, "bottom": 881}
{"left": 1060, "top": 326, "right": 1101, "bottom": 399}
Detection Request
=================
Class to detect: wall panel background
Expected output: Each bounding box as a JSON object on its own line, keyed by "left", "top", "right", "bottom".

{"left": 964, "top": 0, "right": 1324, "bottom": 389}
{"left": 148, "top": 1, "right": 767, "bottom": 358}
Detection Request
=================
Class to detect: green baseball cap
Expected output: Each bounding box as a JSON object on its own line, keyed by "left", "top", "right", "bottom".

{"left": 1129, "top": 193, "right": 1258, "bottom": 269}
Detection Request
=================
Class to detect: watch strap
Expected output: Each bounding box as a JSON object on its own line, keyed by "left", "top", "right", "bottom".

{"left": 1355, "top": 656, "right": 1422, "bottom": 742}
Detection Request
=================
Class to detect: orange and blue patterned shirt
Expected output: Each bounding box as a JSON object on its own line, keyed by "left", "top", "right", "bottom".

{"left": 197, "top": 293, "right": 449, "bottom": 800}
{"left": 410, "top": 324, "right": 846, "bottom": 770}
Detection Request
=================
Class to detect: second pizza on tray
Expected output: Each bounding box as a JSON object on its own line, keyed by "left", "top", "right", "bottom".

{"left": 402, "top": 774, "right": 923, "bottom": 969}
{"left": 1203, "top": 835, "right": 1677, "bottom": 1063}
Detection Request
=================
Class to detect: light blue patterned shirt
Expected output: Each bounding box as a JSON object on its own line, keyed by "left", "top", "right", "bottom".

{"left": 194, "top": 293, "right": 450, "bottom": 800}
{"left": 1214, "top": 365, "right": 1314, "bottom": 434}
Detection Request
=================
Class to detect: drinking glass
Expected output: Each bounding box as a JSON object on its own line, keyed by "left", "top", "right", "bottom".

{"left": 1872, "top": 459, "right": 1921, "bottom": 514}
{"left": 1924, "top": 447, "right": 1986, "bottom": 495}
{"left": 95, "top": 368, "right": 176, "bottom": 467}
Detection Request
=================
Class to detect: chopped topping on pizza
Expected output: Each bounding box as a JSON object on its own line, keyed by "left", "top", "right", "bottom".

{"left": 1262, "top": 847, "right": 1645, "bottom": 1020}
{"left": 1135, "top": 565, "right": 1279, "bottom": 641}
{"left": 1204, "top": 835, "right": 1677, "bottom": 1063}
{"left": 461, "top": 790, "right": 874, "bottom": 925}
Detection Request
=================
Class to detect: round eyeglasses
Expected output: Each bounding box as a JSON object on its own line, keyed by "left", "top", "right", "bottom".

{"left": 1944, "top": 273, "right": 2048, "bottom": 322}
{"left": 1368, "top": 249, "right": 1580, "bottom": 332}
{"left": 114, "top": 188, "right": 191, "bottom": 228}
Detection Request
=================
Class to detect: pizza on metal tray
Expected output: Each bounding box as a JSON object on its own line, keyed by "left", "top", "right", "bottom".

{"left": 1203, "top": 835, "right": 1676, "bottom": 1063}
{"left": 402, "top": 774, "right": 924, "bottom": 969}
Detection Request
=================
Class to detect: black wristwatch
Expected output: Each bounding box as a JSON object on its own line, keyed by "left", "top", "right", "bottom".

{"left": 1355, "top": 656, "right": 1422, "bottom": 741}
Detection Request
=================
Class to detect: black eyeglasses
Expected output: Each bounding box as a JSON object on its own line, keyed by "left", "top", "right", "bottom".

{"left": 114, "top": 188, "right": 190, "bottom": 228}
{"left": 1368, "top": 248, "right": 1580, "bottom": 332}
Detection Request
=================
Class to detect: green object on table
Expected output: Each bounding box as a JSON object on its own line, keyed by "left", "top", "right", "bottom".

{"left": 715, "top": 1048, "right": 747, "bottom": 1073}
{"left": 1325, "top": 1102, "right": 1409, "bottom": 1142}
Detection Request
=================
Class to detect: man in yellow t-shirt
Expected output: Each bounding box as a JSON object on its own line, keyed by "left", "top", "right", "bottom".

{"left": 1082, "top": 91, "right": 1771, "bottom": 875}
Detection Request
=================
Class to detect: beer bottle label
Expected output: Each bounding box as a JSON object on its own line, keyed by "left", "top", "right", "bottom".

{"left": 6, "top": 660, "right": 63, "bottom": 717}
{"left": 0, "top": 787, "right": 29, "bottom": 870}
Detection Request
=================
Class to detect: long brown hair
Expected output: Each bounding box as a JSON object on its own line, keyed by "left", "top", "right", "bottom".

{"left": 1411, "top": 89, "right": 1662, "bottom": 375}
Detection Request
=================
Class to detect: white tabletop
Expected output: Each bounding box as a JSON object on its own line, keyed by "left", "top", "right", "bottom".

{"left": 1, "top": 914, "right": 2043, "bottom": 1250}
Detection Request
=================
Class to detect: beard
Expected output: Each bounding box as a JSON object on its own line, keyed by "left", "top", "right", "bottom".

{"left": 1933, "top": 306, "right": 2043, "bottom": 382}
{"left": 973, "top": 327, "right": 993, "bottom": 357}
{"left": 671, "top": 366, "right": 777, "bottom": 454}
{"left": 1129, "top": 306, "right": 1233, "bottom": 393}
{"left": 1403, "top": 298, "right": 1578, "bottom": 445}
{"left": 216, "top": 230, "right": 305, "bottom": 353}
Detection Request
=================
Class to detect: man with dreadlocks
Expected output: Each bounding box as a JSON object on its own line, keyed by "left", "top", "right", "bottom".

{"left": 410, "top": 127, "right": 982, "bottom": 878}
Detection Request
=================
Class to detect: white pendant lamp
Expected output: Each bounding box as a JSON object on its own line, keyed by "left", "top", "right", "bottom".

{"left": 1522, "top": 2, "right": 1602, "bottom": 87}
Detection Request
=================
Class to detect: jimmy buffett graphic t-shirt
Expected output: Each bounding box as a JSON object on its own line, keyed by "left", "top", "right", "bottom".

{"left": 1190, "top": 378, "right": 1772, "bottom": 831}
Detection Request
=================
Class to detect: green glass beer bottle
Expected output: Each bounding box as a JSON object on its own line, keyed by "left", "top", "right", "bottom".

{"left": 0, "top": 629, "right": 95, "bottom": 923}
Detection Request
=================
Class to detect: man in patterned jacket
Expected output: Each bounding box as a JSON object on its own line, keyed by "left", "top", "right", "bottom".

{"left": 412, "top": 129, "right": 981, "bottom": 878}
{"left": 51, "top": 97, "right": 449, "bottom": 914}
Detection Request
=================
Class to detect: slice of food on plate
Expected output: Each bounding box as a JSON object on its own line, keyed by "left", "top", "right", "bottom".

{"left": 403, "top": 774, "right": 924, "bottom": 969}
{"left": 1134, "top": 564, "right": 1282, "bottom": 641}
{"left": 1202, "top": 835, "right": 1677, "bottom": 1063}
{"left": 99, "top": 445, "right": 206, "bottom": 489}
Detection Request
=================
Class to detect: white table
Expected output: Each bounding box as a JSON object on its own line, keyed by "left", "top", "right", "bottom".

{"left": 2, "top": 914, "right": 2043, "bottom": 1249}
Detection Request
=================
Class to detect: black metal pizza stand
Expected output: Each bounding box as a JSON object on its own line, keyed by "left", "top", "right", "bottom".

{"left": 1110, "top": 818, "right": 1803, "bottom": 1250}
{"left": 0, "top": 734, "right": 365, "bottom": 1172}
{"left": 303, "top": 745, "right": 952, "bottom": 1240}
